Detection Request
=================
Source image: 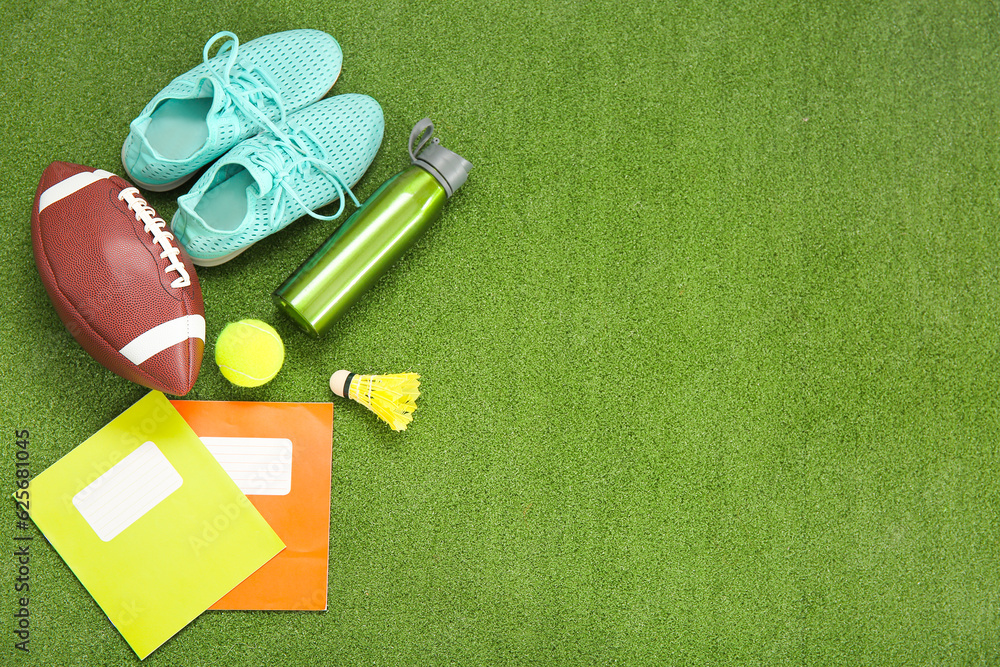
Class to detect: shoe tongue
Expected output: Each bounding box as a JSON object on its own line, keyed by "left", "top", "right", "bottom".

{"left": 192, "top": 76, "right": 244, "bottom": 148}
{"left": 221, "top": 143, "right": 273, "bottom": 194}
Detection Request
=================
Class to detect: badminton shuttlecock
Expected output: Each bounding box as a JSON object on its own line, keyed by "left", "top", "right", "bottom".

{"left": 330, "top": 370, "right": 421, "bottom": 431}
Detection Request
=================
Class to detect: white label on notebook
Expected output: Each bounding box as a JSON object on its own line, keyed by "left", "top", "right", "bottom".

{"left": 72, "top": 441, "right": 183, "bottom": 542}
{"left": 200, "top": 437, "right": 293, "bottom": 496}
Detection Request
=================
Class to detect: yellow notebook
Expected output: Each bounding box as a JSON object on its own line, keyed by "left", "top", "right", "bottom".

{"left": 24, "top": 391, "right": 284, "bottom": 659}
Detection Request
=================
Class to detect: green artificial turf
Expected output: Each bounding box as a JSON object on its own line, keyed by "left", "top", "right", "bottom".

{"left": 2, "top": 0, "right": 999, "bottom": 664}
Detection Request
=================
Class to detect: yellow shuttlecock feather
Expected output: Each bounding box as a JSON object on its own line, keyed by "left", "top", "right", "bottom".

{"left": 330, "top": 370, "right": 421, "bottom": 431}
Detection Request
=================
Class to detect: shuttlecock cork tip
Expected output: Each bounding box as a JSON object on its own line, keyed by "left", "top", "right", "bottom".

{"left": 330, "top": 369, "right": 353, "bottom": 397}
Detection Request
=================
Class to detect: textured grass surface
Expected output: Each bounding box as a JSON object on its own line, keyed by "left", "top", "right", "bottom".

{"left": 2, "top": 0, "right": 999, "bottom": 664}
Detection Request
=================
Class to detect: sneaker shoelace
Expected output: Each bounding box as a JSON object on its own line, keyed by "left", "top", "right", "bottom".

{"left": 246, "top": 124, "right": 361, "bottom": 229}
{"left": 202, "top": 32, "right": 360, "bottom": 229}
{"left": 202, "top": 31, "right": 288, "bottom": 139}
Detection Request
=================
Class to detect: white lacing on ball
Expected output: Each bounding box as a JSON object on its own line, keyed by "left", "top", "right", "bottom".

{"left": 118, "top": 187, "right": 192, "bottom": 288}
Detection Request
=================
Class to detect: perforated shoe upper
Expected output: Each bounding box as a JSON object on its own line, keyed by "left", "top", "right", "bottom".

{"left": 122, "top": 30, "right": 342, "bottom": 190}
{"left": 172, "top": 94, "right": 384, "bottom": 266}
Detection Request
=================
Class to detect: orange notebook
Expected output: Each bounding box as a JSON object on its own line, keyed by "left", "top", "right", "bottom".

{"left": 170, "top": 400, "right": 333, "bottom": 611}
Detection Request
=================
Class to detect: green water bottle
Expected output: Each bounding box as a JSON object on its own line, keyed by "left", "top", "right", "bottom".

{"left": 273, "top": 118, "right": 472, "bottom": 336}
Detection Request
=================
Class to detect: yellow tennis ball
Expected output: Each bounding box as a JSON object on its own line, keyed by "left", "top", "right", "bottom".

{"left": 215, "top": 319, "right": 285, "bottom": 387}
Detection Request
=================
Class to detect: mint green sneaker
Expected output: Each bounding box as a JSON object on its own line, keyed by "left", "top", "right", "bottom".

{"left": 122, "top": 30, "right": 342, "bottom": 192}
{"left": 171, "top": 94, "right": 384, "bottom": 266}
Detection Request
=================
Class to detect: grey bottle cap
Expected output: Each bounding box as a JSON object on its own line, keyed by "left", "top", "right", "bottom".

{"left": 408, "top": 118, "right": 472, "bottom": 197}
